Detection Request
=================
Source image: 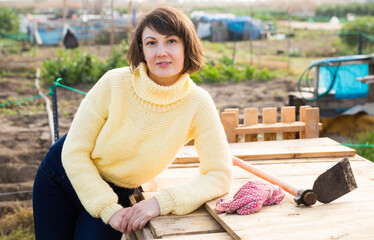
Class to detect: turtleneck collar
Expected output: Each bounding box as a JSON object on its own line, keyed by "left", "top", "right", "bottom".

{"left": 132, "top": 62, "right": 192, "bottom": 108}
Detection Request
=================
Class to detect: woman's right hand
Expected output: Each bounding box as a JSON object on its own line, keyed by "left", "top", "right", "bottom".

{"left": 108, "top": 197, "right": 160, "bottom": 234}
{"left": 108, "top": 208, "right": 130, "bottom": 232}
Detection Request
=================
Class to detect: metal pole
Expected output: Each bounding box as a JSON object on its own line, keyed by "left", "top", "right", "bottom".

{"left": 52, "top": 86, "right": 60, "bottom": 142}
{"left": 358, "top": 32, "right": 363, "bottom": 55}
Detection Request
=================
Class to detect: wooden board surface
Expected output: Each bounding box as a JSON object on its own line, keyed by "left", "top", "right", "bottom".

{"left": 162, "top": 232, "right": 233, "bottom": 239}
{"left": 140, "top": 154, "right": 374, "bottom": 239}
{"left": 149, "top": 214, "right": 225, "bottom": 238}
{"left": 174, "top": 137, "right": 356, "bottom": 163}
{"left": 204, "top": 158, "right": 374, "bottom": 240}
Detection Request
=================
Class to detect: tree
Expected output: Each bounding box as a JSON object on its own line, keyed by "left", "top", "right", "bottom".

{"left": 0, "top": 8, "right": 19, "bottom": 34}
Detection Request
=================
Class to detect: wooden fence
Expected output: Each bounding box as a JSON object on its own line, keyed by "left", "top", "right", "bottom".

{"left": 220, "top": 106, "right": 322, "bottom": 143}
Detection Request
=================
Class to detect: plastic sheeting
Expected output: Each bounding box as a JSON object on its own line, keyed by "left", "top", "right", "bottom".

{"left": 314, "top": 55, "right": 372, "bottom": 99}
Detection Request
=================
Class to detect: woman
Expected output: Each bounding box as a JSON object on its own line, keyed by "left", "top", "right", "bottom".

{"left": 33, "top": 6, "right": 232, "bottom": 239}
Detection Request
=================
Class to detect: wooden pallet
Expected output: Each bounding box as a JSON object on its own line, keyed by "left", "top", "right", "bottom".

{"left": 220, "top": 106, "right": 321, "bottom": 143}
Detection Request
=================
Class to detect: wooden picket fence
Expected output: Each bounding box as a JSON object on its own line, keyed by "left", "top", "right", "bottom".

{"left": 220, "top": 106, "right": 322, "bottom": 143}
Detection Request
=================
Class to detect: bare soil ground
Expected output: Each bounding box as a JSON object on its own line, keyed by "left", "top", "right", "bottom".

{"left": 0, "top": 65, "right": 297, "bottom": 214}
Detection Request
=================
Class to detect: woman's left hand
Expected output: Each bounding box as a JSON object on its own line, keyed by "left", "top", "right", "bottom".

{"left": 120, "top": 197, "right": 160, "bottom": 234}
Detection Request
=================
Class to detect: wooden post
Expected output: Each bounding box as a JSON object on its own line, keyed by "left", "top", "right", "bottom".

{"left": 305, "top": 107, "right": 319, "bottom": 138}
{"left": 61, "top": 0, "right": 67, "bottom": 46}
{"left": 281, "top": 106, "right": 296, "bottom": 140}
{"left": 224, "top": 108, "right": 239, "bottom": 142}
{"left": 313, "top": 66, "right": 320, "bottom": 98}
{"left": 368, "top": 62, "right": 374, "bottom": 102}
{"left": 224, "top": 108, "right": 239, "bottom": 126}
{"left": 221, "top": 111, "right": 237, "bottom": 143}
{"left": 263, "top": 108, "right": 277, "bottom": 141}
{"left": 299, "top": 105, "right": 311, "bottom": 139}
{"left": 110, "top": 0, "right": 115, "bottom": 49}
{"left": 244, "top": 108, "right": 258, "bottom": 142}
{"left": 128, "top": 0, "right": 133, "bottom": 42}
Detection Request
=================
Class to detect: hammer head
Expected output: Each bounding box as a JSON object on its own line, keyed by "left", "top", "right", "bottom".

{"left": 313, "top": 157, "right": 358, "bottom": 204}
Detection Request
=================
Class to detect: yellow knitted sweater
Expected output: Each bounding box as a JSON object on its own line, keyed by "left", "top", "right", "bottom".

{"left": 61, "top": 62, "right": 232, "bottom": 223}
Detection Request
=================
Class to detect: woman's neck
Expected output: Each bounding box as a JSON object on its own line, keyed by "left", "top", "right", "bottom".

{"left": 147, "top": 70, "right": 182, "bottom": 87}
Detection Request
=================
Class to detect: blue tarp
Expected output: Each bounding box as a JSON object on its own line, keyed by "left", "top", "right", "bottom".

{"left": 199, "top": 14, "right": 262, "bottom": 40}
{"left": 313, "top": 55, "right": 372, "bottom": 99}
{"left": 30, "top": 17, "right": 130, "bottom": 45}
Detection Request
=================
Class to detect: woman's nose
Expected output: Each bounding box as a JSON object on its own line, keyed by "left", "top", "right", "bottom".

{"left": 156, "top": 45, "right": 167, "bottom": 57}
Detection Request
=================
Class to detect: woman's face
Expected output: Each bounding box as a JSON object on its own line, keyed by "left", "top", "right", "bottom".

{"left": 142, "top": 27, "right": 185, "bottom": 86}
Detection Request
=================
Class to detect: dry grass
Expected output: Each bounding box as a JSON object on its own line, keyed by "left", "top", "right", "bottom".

{"left": 0, "top": 204, "right": 34, "bottom": 240}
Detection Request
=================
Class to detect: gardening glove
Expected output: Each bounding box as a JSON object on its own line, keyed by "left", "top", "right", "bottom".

{"left": 215, "top": 180, "right": 285, "bottom": 215}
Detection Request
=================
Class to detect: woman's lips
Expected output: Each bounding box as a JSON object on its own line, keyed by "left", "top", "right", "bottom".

{"left": 156, "top": 62, "right": 171, "bottom": 67}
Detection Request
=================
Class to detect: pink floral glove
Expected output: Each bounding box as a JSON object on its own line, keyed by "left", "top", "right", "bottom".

{"left": 216, "top": 180, "right": 285, "bottom": 215}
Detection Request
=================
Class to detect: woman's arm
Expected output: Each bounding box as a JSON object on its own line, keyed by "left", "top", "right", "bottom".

{"left": 153, "top": 90, "right": 233, "bottom": 216}
{"left": 61, "top": 71, "right": 123, "bottom": 223}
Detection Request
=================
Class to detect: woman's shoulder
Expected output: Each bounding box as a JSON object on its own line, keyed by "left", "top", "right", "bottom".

{"left": 104, "top": 66, "right": 132, "bottom": 81}
{"left": 189, "top": 83, "right": 214, "bottom": 103}
{"left": 95, "top": 66, "right": 133, "bottom": 89}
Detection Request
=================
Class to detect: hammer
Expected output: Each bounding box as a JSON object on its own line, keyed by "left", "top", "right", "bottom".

{"left": 232, "top": 156, "right": 357, "bottom": 206}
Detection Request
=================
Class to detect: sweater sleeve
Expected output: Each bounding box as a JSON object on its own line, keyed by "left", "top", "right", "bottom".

{"left": 61, "top": 71, "right": 122, "bottom": 223}
{"left": 153, "top": 90, "right": 233, "bottom": 215}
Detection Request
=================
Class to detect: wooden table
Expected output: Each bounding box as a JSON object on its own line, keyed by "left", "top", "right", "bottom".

{"left": 129, "top": 137, "right": 374, "bottom": 240}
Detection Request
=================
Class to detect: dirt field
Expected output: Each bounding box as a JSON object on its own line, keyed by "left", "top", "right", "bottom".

{"left": 0, "top": 65, "right": 297, "bottom": 213}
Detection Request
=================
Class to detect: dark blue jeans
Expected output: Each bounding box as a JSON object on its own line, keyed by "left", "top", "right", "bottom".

{"left": 33, "top": 133, "right": 134, "bottom": 240}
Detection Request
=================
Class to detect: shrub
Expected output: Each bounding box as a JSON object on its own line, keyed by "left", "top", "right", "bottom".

{"left": 190, "top": 72, "right": 203, "bottom": 84}
{"left": 316, "top": 3, "right": 374, "bottom": 19}
{"left": 0, "top": 8, "right": 19, "bottom": 34}
{"left": 200, "top": 64, "right": 221, "bottom": 83}
{"left": 340, "top": 16, "right": 374, "bottom": 48}
{"left": 221, "top": 64, "right": 245, "bottom": 82}
{"left": 42, "top": 49, "right": 104, "bottom": 85}
{"left": 190, "top": 56, "right": 274, "bottom": 84}
{"left": 244, "top": 65, "right": 255, "bottom": 80}
{"left": 253, "top": 68, "right": 273, "bottom": 82}
{"left": 42, "top": 41, "right": 129, "bottom": 85}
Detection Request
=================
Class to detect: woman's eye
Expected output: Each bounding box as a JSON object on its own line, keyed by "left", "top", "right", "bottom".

{"left": 146, "top": 41, "right": 156, "bottom": 46}
{"left": 168, "top": 39, "right": 177, "bottom": 44}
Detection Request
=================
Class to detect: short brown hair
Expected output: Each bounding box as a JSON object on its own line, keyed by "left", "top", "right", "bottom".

{"left": 127, "top": 6, "right": 204, "bottom": 74}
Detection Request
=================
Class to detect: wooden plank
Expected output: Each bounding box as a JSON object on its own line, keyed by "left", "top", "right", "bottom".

{"left": 149, "top": 215, "right": 225, "bottom": 238}
{"left": 132, "top": 227, "right": 154, "bottom": 240}
{"left": 235, "top": 122, "right": 322, "bottom": 135}
{"left": 224, "top": 108, "right": 239, "bottom": 142}
{"left": 174, "top": 138, "right": 356, "bottom": 163}
{"left": 299, "top": 105, "right": 311, "bottom": 139}
{"left": 262, "top": 108, "right": 277, "bottom": 141}
{"left": 324, "top": 58, "right": 374, "bottom": 67}
{"left": 145, "top": 156, "right": 371, "bottom": 194}
{"left": 243, "top": 108, "right": 258, "bottom": 142}
{"left": 305, "top": 108, "right": 320, "bottom": 138}
{"left": 281, "top": 106, "right": 296, "bottom": 139}
{"left": 162, "top": 232, "right": 233, "bottom": 239}
{"left": 140, "top": 154, "right": 373, "bottom": 239}
{"left": 368, "top": 63, "right": 374, "bottom": 102}
{"left": 204, "top": 160, "right": 374, "bottom": 240}
{"left": 224, "top": 108, "right": 239, "bottom": 126}
{"left": 356, "top": 75, "right": 374, "bottom": 83}
{"left": 221, "top": 112, "right": 237, "bottom": 143}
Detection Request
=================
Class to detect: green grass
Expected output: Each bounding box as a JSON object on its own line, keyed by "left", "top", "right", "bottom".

{"left": 352, "top": 130, "right": 374, "bottom": 162}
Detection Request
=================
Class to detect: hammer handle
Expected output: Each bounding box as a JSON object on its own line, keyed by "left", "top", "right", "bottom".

{"left": 232, "top": 156, "right": 299, "bottom": 196}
